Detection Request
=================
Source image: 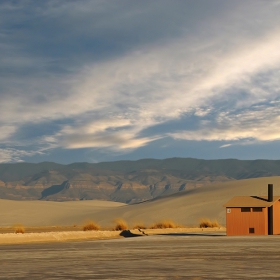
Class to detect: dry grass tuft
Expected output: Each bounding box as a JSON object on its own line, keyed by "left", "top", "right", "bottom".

{"left": 199, "top": 218, "right": 220, "bottom": 228}
{"left": 14, "top": 225, "right": 25, "bottom": 234}
{"left": 150, "top": 219, "right": 178, "bottom": 229}
{"left": 113, "top": 218, "right": 128, "bottom": 231}
{"left": 83, "top": 221, "right": 100, "bottom": 231}
{"left": 132, "top": 223, "right": 147, "bottom": 230}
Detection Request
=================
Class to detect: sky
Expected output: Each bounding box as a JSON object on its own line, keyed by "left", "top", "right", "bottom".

{"left": 1, "top": 0, "right": 280, "bottom": 164}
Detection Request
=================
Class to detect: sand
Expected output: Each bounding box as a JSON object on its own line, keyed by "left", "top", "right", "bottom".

{"left": 2, "top": 234, "right": 280, "bottom": 279}
{"left": 0, "top": 230, "right": 122, "bottom": 245}
{"left": 0, "top": 199, "right": 126, "bottom": 227}
{"left": 0, "top": 227, "right": 225, "bottom": 245}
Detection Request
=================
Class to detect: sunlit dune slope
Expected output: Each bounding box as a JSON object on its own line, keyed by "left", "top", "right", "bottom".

{"left": 95, "top": 176, "right": 280, "bottom": 227}
{"left": 0, "top": 200, "right": 125, "bottom": 227}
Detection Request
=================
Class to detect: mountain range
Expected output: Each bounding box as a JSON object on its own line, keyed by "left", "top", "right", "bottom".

{"left": 1, "top": 158, "right": 280, "bottom": 203}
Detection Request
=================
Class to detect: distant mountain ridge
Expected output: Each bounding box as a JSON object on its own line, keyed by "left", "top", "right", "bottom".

{"left": 0, "top": 158, "right": 280, "bottom": 203}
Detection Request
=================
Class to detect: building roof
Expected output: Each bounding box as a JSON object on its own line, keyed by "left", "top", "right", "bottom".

{"left": 223, "top": 196, "right": 280, "bottom": 207}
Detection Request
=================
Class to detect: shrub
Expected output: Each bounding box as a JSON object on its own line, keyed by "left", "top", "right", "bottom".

{"left": 113, "top": 218, "right": 128, "bottom": 231}
{"left": 199, "top": 218, "right": 220, "bottom": 228}
{"left": 150, "top": 219, "right": 178, "bottom": 229}
{"left": 14, "top": 225, "right": 25, "bottom": 234}
{"left": 83, "top": 221, "right": 100, "bottom": 231}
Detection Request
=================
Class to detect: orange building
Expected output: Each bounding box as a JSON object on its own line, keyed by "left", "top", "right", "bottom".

{"left": 223, "top": 184, "right": 280, "bottom": 236}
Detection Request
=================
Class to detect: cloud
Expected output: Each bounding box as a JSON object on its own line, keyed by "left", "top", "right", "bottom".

{"left": 57, "top": 118, "right": 158, "bottom": 150}
{"left": 170, "top": 101, "right": 280, "bottom": 142}
{"left": 61, "top": 132, "right": 156, "bottom": 150}
{"left": 0, "top": 126, "right": 16, "bottom": 141}
{"left": 1, "top": 0, "right": 280, "bottom": 162}
{"left": 220, "top": 144, "right": 232, "bottom": 148}
{"left": 0, "top": 148, "right": 44, "bottom": 163}
{"left": 61, "top": 26, "right": 280, "bottom": 149}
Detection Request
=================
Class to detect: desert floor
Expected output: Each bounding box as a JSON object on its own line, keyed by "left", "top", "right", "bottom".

{"left": 1, "top": 233, "right": 280, "bottom": 279}
{"left": 0, "top": 227, "right": 225, "bottom": 244}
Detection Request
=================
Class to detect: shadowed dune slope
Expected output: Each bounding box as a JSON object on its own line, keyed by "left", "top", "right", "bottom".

{"left": 1, "top": 176, "right": 280, "bottom": 227}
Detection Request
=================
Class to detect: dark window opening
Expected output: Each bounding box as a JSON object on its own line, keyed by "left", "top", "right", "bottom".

{"left": 252, "top": 207, "right": 263, "bottom": 212}
{"left": 249, "top": 228, "right": 255, "bottom": 234}
{"left": 241, "top": 207, "right": 251, "bottom": 212}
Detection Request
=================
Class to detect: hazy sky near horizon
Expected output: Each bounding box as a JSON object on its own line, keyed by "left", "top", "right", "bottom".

{"left": 1, "top": 0, "right": 280, "bottom": 163}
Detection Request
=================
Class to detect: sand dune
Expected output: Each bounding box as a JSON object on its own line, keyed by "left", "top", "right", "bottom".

{"left": 0, "top": 199, "right": 125, "bottom": 227}
{"left": 95, "top": 176, "right": 280, "bottom": 227}
{"left": 1, "top": 176, "right": 280, "bottom": 228}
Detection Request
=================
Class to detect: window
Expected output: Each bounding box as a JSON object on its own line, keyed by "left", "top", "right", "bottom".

{"left": 252, "top": 207, "right": 263, "bottom": 212}
{"left": 241, "top": 207, "right": 251, "bottom": 212}
{"left": 249, "top": 228, "right": 255, "bottom": 234}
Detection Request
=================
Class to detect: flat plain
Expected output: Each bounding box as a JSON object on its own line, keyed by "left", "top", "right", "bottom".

{"left": 1, "top": 233, "right": 280, "bottom": 279}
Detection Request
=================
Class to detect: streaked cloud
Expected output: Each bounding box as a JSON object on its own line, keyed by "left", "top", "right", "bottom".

{"left": 1, "top": 0, "right": 280, "bottom": 162}
{"left": 0, "top": 126, "right": 16, "bottom": 141}
{"left": 220, "top": 144, "right": 232, "bottom": 149}
{"left": 0, "top": 148, "right": 44, "bottom": 163}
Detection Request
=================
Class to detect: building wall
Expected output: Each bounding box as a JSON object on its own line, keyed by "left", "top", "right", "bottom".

{"left": 226, "top": 207, "right": 267, "bottom": 236}
{"left": 273, "top": 200, "right": 280, "bottom": 235}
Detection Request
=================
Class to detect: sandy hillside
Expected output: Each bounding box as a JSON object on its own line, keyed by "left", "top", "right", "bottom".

{"left": 94, "top": 176, "right": 280, "bottom": 227}
{"left": 0, "top": 199, "right": 125, "bottom": 227}
{"left": 1, "top": 176, "right": 280, "bottom": 228}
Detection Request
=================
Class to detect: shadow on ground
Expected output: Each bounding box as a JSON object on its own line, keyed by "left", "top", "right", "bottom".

{"left": 157, "top": 232, "right": 226, "bottom": 237}
{"left": 120, "top": 230, "right": 225, "bottom": 238}
{"left": 119, "top": 230, "right": 143, "bottom": 238}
